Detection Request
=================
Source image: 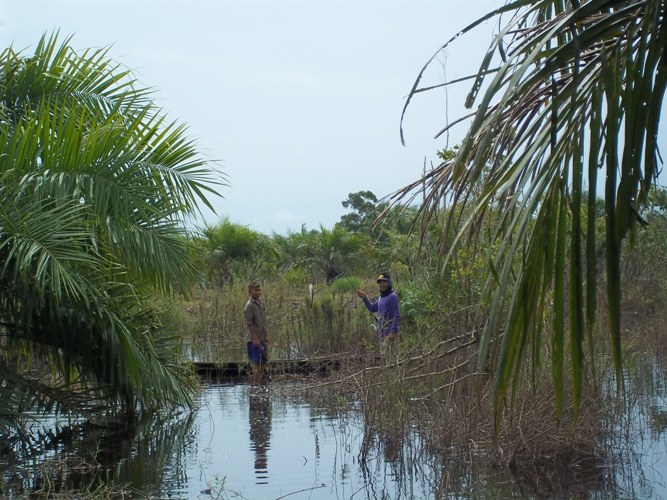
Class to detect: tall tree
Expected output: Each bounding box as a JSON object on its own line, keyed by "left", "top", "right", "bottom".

{"left": 339, "top": 191, "right": 384, "bottom": 232}
{"left": 396, "top": 0, "right": 667, "bottom": 421}
{"left": 0, "top": 33, "right": 222, "bottom": 433}
{"left": 339, "top": 190, "right": 419, "bottom": 238}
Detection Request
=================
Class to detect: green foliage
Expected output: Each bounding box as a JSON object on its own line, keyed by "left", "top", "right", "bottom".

{"left": 0, "top": 32, "right": 220, "bottom": 433}
{"left": 329, "top": 275, "right": 361, "bottom": 294}
{"left": 399, "top": 285, "right": 436, "bottom": 322}
{"left": 282, "top": 267, "right": 311, "bottom": 287}
{"left": 339, "top": 191, "right": 382, "bottom": 233}
{"left": 339, "top": 190, "right": 420, "bottom": 239}
{"left": 201, "top": 217, "right": 278, "bottom": 288}
{"left": 273, "top": 224, "right": 370, "bottom": 283}
{"left": 397, "top": 0, "right": 667, "bottom": 422}
{"left": 621, "top": 186, "right": 667, "bottom": 297}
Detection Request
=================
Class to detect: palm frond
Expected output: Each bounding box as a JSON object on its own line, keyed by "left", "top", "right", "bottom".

{"left": 0, "top": 32, "right": 219, "bottom": 431}
{"left": 396, "top": 0, "right": 666, "bottom": 420}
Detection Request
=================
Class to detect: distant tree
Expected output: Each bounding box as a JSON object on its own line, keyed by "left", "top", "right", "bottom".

{"left": 275, "top": 225, "right": 369, "bottom": 284}
{"left": 339, "top": 191, "right": 383, "bottom": 232}
{"left": 202, "top": 218, "right": 278, "bottom": 287}
{"left": 340, "top": 190, "right": 418, "bottom": 237}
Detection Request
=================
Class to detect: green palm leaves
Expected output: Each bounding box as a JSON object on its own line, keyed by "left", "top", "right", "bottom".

{"left": 399, "top": 0, "right": 666, "bottom": 421}
{"left": 0, "top": 33, "right": 222, "bottom": 432}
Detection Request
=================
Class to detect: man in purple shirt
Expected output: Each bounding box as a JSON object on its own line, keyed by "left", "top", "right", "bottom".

{"left": 357, "top": 273, "right": 400, "bottom": 347}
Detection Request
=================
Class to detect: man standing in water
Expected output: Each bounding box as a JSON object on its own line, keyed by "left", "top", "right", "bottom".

{"left": 357, "top": 273, "right": 400, "bottom": 351}
{"left": 245, "top": 281, "right": 269, "bottom": 384}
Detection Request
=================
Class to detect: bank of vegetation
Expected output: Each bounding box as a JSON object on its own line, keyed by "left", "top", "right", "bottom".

{"left": 173, "top": 182, "right": 667, "bottom": 497}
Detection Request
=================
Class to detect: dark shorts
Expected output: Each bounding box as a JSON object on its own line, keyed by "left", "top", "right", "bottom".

{"left": 247, "top": 341, "right": 268, "bottom": 365}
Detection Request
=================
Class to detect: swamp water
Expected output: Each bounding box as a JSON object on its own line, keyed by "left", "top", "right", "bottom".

{"left": 2, "top": 374, "right": 667, "bottom": 499}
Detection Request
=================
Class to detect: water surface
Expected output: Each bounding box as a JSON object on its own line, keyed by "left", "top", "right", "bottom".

{"left": 128, "top": 382, "right": 441, "bottom": 499}
{"left": 5, "top": 375, "right": 667, "bottom": 498}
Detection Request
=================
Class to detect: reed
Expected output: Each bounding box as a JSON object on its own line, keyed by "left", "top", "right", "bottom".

{"left": 174, "top": 279, "right": 380, "bottom": 363}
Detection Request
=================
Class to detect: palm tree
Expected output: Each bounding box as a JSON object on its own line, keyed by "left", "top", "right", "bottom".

{"left": 274, "top": 225, "right": 369, "bottom": 284}
{"left": 201, "top": 217, "right": 278, "bottom": 288}
{"left": 0, "top": 33, "right": 222, "bottom": 433}
{"left": 396, "top": 0, "right": 666, "bottom": 420}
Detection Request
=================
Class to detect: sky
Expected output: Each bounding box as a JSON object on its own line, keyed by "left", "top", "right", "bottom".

{"left": 1, "top": 1, "right": 502, "bottom": 234}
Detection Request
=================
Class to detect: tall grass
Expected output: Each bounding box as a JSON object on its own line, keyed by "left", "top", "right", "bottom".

{"left": 172, "top": 278, "right": 379, "bottom": 363}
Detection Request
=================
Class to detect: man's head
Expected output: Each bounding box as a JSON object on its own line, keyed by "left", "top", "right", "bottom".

{"left": 376, "top": 273, "right": 392, "bottom": 291}
{"left": 248, "top": 281, "right": 262, "bottom": 299}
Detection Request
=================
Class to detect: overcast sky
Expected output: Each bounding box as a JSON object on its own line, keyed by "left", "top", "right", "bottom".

{"left": 1, "top": 1, "right": 501, "bottom": 234}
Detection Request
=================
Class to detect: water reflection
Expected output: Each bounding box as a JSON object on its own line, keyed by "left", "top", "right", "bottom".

{"left": 248, "top": 385, "right": 272, "bottom": 484}
{"left": 3, "top": 379, "right": 667, "bottom": 498}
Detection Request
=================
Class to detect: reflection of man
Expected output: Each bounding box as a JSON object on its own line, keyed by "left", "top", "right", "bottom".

{"left": 382, "top": 432, "right": 401, "bottom": 463}
{"left": 244, "top": 281, "right": 269, "bottom": 384}
{"left": 248, "top": 386, "right": 272, "bottom": 484}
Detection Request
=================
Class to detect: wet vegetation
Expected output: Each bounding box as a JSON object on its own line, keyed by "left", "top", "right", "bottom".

{"left": 131, "top": 182, "right": 667, "bottom": 497}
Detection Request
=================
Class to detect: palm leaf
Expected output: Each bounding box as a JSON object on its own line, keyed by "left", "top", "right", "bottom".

{"left": 395, "top": 0, "right": 666, "bottom": 420}
{"left": 0, "top": 32, "right": 221, "bottom": 429}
